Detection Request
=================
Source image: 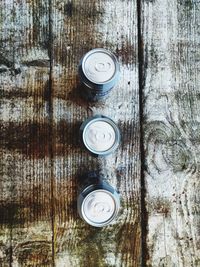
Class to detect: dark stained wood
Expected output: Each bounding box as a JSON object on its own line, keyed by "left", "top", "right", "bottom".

{"left": 51, "top": 0, "right": 141, "bottom": 266}
{"left": 142, "top": 0, "right": 200, "bottom": 266}
{"left": 0, "top": 0, "right": 54, "bottom": 266}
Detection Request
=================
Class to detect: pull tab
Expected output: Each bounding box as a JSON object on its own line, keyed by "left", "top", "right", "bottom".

{"left": 95, "top": 62, "right": 111, "bottom": 72}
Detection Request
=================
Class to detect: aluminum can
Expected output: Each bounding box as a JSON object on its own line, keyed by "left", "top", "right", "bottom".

{"left": 78, "top": 48, "right": 120, "bottom": 101}
{"left": 80, "top": 115, "right": 120, "bottom": 156}
{"left": 77, "top": 172, "right": 120, "bottom": 227}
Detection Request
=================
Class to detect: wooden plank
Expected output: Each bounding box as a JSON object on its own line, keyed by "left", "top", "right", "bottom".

{"left": 0, "top": 0, "right": 54, "bottom": 266}
{"left": 142, "top": 0, "right": 200, "bottom": 266}
{"left": 51, "top": 0, "right": 141, "bottom": 266}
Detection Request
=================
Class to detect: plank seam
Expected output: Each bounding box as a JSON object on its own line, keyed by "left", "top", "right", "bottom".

{"left": 48, "top": 0, "right": 55, "bottom": 265}
{"left": 137, "top": 0, "right": 149, "bottom": 266}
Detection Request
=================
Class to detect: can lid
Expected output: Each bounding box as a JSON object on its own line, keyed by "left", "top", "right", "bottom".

{"left": 79, "top": 48, "right": 120, "bottom": 90}
{"left": 80, "top": 115, "right": 120, "bottom": 156}
{"left": 81, "top": 189, "right": 120, "bottom": 227}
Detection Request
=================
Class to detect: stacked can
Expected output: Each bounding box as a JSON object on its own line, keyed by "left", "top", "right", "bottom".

{"left": 79, "top": 115, "right": 120, "bottom": 156}
{"left": 78, "top": 48, "right": 120, "bottom": 101}
{"left": 77, "top": 172, "right": 120, "bottom": 227}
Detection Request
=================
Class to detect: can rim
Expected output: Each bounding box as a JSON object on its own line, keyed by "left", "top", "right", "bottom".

{"left": 81, "top": 48, "right": 120, "bottom": 85}
{"left": 81, "top": 116, "right": 120, "bottom": 156}
{"left": 81, "top": 189, "right": 120, "bottom": 227}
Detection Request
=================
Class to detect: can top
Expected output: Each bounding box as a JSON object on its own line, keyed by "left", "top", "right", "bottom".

{"left": 80, "top": 115, "right": 120, "bottom": 156}
{"left": 81, "top": 48, "right": 120, "bottom": 85}
{"left": 81, "top": 189, "right": 119, "bottom": 227}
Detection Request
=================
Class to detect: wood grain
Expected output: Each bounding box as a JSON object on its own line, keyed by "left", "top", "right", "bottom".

{"left": 1, "top": 0, "right": 199, "bottom": 266}
{"left": 142, "top": 0, "right": 200, "bottom": 266}
{"left": 0, "top": 0, "right": 54, "bottom": 266}
{"left": 51, "top": 0, "right": 141, "bottom": 266}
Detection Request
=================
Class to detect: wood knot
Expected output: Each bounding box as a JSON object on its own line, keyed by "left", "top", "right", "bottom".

{"left": 163, "top": 141, "right": 192, "bottom": 172}
{"left": 145, "top": 122, "right": 194, "bottom": 173}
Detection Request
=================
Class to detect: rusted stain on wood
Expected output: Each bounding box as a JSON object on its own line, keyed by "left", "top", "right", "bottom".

{"left": 0, "top": 122, "right": 49, "bottom": 158}
{"left": 52, "top": 0, "right": 105, "bottom": 66}
{"left": 116, "top": 43, "right": 137, "bottom": 65}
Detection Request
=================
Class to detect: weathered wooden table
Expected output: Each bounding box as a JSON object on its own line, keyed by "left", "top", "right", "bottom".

{"left": 0, "top": 0, "right": 199, "bottom": 266}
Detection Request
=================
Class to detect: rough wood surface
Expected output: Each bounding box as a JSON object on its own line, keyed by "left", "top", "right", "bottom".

{"left": 0, "top": 0, "right": 53, "bottom": 266}
{"left": 51, "top": 0, "right": 141, "bottom": 266}
{"left": 1, "top": 0, "right": 200, "bottom": 266}
{"left": 0, "top": 0, "right": 141, "bottom": 266}
{"left": 142, "top": 0, "right": 200, "bottom": 266}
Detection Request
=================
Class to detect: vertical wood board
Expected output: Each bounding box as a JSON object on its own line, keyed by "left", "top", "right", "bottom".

{"left": 51, "top": 0, "right": 141, "bottom": 266}
{"left": 142, "top": 0, "right": 200, "bottom": 266}
{"left": 0, "top": 0, "right": 53, "bottom": 266}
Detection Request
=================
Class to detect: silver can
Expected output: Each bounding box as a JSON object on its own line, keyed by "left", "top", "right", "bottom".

{"left": 77, "top": 172, "right": 120, "bottom": 227}
{"left": 78, "top": 48, "right": 120, "bottom": 101}
{"left": 80, "top": 115, "right": 120, "bottom": 156}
